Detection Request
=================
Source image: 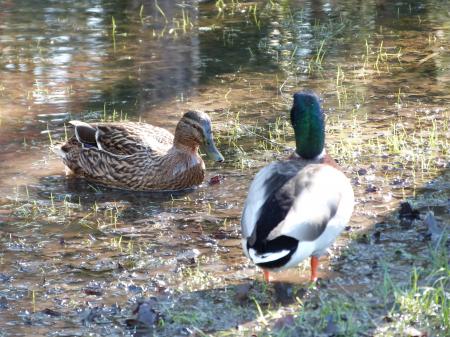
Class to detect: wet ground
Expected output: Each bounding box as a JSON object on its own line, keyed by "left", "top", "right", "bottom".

{"left": 0, "top": 0, "right": 449, "bottom": 336}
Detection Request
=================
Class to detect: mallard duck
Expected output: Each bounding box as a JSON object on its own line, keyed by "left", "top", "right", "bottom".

{"left": 53, "top": 110, "right": 224, "bottom": 191}
{"left": 241, "top": 91, "right": 354, "bottom": 282}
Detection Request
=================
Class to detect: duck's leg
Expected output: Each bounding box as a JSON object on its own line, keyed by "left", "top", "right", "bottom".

{"left": 310, "top": 256, "right": 319, "bottom": 282}
{"left": 263, "top": 269, "right": 270, "bottom": 282}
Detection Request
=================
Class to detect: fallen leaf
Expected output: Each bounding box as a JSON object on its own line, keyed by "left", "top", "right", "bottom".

{"left": 365, "top": 184, "right": 379, "bottom": 193}
{"left": 399, "top": 201, "right": 420, "bottom": 227}
{"left": 209, "top": 175, "right": 224, "bottom": 185}
{"left": 84, "top": 288, "right": 103, "bottom": 296}
{"left": 126, "top": 299, "right": 160, "bottom": 329}
{"left": 274, "top": 283, "right": 297, "bottom": 305}
{"left": 234, "top": 283, "right": 252, "bottom": 302}
{"left": 80, "top": 307, "right": 101, "bottom": 323}
{"left": 176, "top": 249, "right": 200, "bottom": 265}
{"left": 399, "top": 202, "right": 420, "bottom": 220}
{"left": 357, "top": 168, "right": 368, "bottom": 176}
{"left": 273, "top": 314, "right": 295, "bottom": 331}
{"left": 42, "top": 308, "right": 62, "bottom": 317}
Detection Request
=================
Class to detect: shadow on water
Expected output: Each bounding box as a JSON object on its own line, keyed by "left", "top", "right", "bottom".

{"left": 80, "top": 0, "right": 279, "bottom": 118}
{"left": 38, "top": 175, "right": 195, "bottom": 205}
{"left": 0, "top": 0, "right": 278, "bottom": 121}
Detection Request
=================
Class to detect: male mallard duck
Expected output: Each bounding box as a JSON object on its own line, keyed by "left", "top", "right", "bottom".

{"left": 53, "top": 110, "right": 224, "bottom": 191}
{"left": 241, "top": 91, "right": 354, "bottom": 282}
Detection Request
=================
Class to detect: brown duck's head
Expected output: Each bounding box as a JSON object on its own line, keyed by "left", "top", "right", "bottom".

{"left": 174, "top": 110, "right": 224, "bottom": 162}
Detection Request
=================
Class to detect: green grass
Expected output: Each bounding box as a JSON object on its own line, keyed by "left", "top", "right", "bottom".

{"left": 376, "top": 237, "right": 449, "bottom": 336}
{"left": 240, "top": 229, "right": 449, "bottom": 337}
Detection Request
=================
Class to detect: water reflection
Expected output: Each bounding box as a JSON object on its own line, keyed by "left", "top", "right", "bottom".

{"left": 0, "top": 1, "right": 198, "bottom": 121}
{"left": 0, "top": 0, "right": 448, "bottom": 205}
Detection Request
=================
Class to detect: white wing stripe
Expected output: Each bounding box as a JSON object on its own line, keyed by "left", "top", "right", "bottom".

{"left": 248, "top": 248, "right": 291, "bottom": 264}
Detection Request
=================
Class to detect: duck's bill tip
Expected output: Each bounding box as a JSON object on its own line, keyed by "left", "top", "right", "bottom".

{"left": 203, "top": 140, "right": 224, "bottom": 162}
{"left": 210, "top": 150, "right": 224, "bottom": 162}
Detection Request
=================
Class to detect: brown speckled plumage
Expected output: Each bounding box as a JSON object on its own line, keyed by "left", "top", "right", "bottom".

{"left": 54, "top": 111, "right": 223, "bottom": 191}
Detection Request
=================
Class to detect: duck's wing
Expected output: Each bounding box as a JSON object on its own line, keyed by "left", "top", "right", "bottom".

{"left": 266, "top": 164, "right": 354, "bottom": 244}
{"left": 114, "top": 122, "right": 174, "bottom": 151}
{"left": 75, "top": 148, "right": 149, "bottom": 190}
{"left": 70, "top": 121, "right": 173, "bottom": 155}
{"left": 70, "top": 121, "right": 99, "bottom": 147}
{"left": 241, "top": 160, "right": 303, "bottom": 239}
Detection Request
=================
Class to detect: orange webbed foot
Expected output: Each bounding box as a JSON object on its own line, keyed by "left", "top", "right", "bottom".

{"left": 310, "top": 256, "right": 319, "bottom": 282}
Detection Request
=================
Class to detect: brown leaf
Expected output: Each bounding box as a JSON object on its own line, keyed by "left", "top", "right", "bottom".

{"left": 84, "top": 288, "right": 103, "bottom": 296}
{"left": 127, "top": 299, "right": 160, "bottom": 328}
{"left": 209, "top": 175, "right": 224, "bottom": 185}
{"left": 273, "top": 314, "right": 295, "bottom": 331}
{"left": 41, "top": 308, "right": 62, "bottom": 317}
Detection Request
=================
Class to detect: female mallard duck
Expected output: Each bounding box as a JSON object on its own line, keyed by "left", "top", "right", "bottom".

{"left": 241, "top": 91, "right": 354, "bottom": 282}
{"left": 53, "top": 110, "right": 224, "bottom": 191}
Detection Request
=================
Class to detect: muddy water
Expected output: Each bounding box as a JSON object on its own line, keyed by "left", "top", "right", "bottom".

{"left": 0, "top": 0, "right": 449, "bottom": 336}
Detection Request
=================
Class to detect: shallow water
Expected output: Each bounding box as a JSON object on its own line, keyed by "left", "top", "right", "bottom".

{"left": 0, "top": 0, "right": 449, "bottom": 336}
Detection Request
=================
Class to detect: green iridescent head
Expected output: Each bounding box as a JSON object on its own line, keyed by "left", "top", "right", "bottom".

{"left": 290, "top": 91, "right": 325, "bottom": 159}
